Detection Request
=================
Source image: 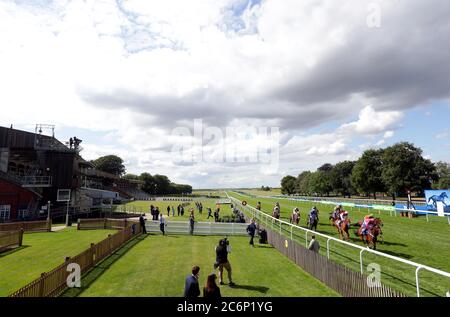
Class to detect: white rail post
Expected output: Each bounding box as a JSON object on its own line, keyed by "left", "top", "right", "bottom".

{"left": 360, "top": 249, "right": 365, "bottom": 274}
{"left": 327, "top": 238, "right": 331, "bottom": 259}
{"left": 290, "top": 225, "right": 293, "bottom": 240}
{"left": 426, "top": 213, "right": 429, "bottom": 223}
{"left": 448, "top": 216, "right": 450, "bottom": 226}
{"left": 305, "top": 231, "right": 308, "bottom": 247}
{"left": 279, "top": 221, "right": 282, "bottom": 235}
{"left": 416, "top": 266, "right": 423, "bottom": 297}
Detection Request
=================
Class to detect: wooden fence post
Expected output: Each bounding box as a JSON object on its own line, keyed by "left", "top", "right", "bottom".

{"left": 77, "top": 219, "right": 81, "bottom": 230}
{"left": 90, "top": 243, "right": 96, "bottom": 266}
{"left": 104, "top": 218, "right": 107, "bottom": 229}
{"left": 47, "top": 219, "right": 52, "bottom": 232}
{"left": 38, "top": 273, "right": 46, "bottom": 297}
{"left": 19, "top": 229, "right": 24, "bottom": 246}
{"left": 108, "top": 234, "right": 112, "bottom": 252}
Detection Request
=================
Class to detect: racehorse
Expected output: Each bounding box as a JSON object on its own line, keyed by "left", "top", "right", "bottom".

{"left": 273, "top": 209, "right": 280, "bottom": 219}
{"left": 355, "top": 218, "right": 383, "bottom": 249}
{"left": 307, "top": 213, "right": 318, "bottom": 231}
{"left": 290, "top": 212, "right": 300, "bottom": 225}
{"left": 336, "top": 218, "right": 351, "bottom": 241}
{"left": 427, "top": 192, "right": 448, "bottom": 208}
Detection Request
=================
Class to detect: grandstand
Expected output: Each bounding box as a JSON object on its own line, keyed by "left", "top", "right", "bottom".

{"left": 0, "top": 125, "right": 147, "bottom": 222}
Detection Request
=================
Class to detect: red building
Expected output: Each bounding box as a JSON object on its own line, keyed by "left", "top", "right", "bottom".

{"left": 0, "top": 173, "right": 41, "bottom": 220}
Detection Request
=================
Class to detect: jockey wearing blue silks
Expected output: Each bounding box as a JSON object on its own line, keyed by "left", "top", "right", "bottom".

{"left": 309, "top": 206, "right": 319, "bottom": 222}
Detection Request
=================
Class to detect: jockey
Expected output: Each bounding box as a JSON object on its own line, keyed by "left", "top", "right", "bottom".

{"left": 309, "top": 206, "right": 319, "bottom": 223}
{"left": 361, "top": 214, "right": 374, "bottom": 236}
{"left": 336, "top": 210, "right": 348, "bottom": 227}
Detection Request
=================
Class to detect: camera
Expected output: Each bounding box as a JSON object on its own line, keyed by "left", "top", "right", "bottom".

{"left": 220, "top": 237, "right": 229, "bottom": 246}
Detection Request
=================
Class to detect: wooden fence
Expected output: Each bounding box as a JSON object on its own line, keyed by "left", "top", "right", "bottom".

{"left": 9, "top": 223, "right": 142, "bottom": 297}
{"left": 0, "top": 220, "right": 51, "bottom": 233}
{"left": 0, "top": 230, "right": 24, "bottom": 253}
{"left": 266, "top": 229, "right": 406, "bottom": 297}
{"left": 77, "top": 218, "right": 136, "bottom": 230}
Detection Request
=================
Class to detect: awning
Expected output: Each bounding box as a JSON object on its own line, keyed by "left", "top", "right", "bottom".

{"left": 80, "top": 187, "right": 118, "bottom": 200}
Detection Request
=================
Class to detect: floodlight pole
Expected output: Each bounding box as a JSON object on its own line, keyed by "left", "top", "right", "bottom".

{"left": 65, "top": 200, "right": 70, "bottom": 227}
{"left": 46, "top": 201, "right": 51, "bottom": 221}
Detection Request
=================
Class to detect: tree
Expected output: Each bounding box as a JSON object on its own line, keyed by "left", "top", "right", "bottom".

{"left": 434, "top": 161, "right": 450, "bottom": 189}
{"left": 153, "top": 174, "right": 171, "bottom": 195}
{"left": 122, "top": 173, "right": 140, "bottom": 181}
{"left": 91, "top": 155, "right": 126, "bottom": 176}
{"left": 381, "top": 142, "right": 437, "bottom": 198}
{"left": 296, "top": 171, "right": 312, "bottom": 195}
{"left": 140, "top": 173, "right": 156, "bottom": 194}
{"left": 281, "top": 175, "right": 297, "bottom": 195}
{"left": 351, "top": 149, "right": 385, "bottom": 198}
{"left": 331, "top": 161, "right": 356, "bottom": 197}
{"left": 309, "top": 171, "right": 332, "bottom": 196}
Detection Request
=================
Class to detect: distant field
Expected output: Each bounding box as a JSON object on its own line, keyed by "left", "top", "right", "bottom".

{"left": 63, "top": 234, "right": 339, "bottom": 297}
{"left": 0, "top": 227, "right": 116, "bottom": 297}
{"left": 124, "top": 198, "right": 236, "bottom": 222}
{"left": 228, "top": 191, "right": 450, "bottom": 297}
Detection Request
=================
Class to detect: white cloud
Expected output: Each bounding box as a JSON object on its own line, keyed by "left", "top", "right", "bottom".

{"left": 339, "top": 106, "right": 403, "bottom": 136}
{"left": 384, "top": 131, "right": 394, "bottom": 139}
{"left": 0, "top": 0, "right": 449, "bottom": 187}
{"left": 435, "top": 131, "right": 449, "bottom": 140}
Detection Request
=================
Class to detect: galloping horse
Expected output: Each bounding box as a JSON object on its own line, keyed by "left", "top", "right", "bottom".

{"left": 307, "top": 213, "right": 318, "bottom": 231}
{"left": 355, "top": 218, "right": 383, "bottom": 249}
{"left": 290, "top": 212, "right": 300, "bottom": 225}
{"left": 273, "top": 208, "right": 280, "bottom": 219}
{"left": 336, "top": 218, "right": 351, "bottom": 241}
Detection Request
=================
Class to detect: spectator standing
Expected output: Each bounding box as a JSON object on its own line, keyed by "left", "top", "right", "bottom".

{"left": 189, "top": 214, "right": 195, "bottom": 235}
{"left": 160, "top": 214, "right": 167, "bottom": 235}
{"left": 172, "top": 206, "right": 175, "bottom": 217}
{"left": 246, "top": 219, "right": 257, "bottom": 247}
{"left": 215, "top": 238, "right": 235, "bottom": 286}
{"left": 181, "top": 206, "right": 185, "bottom": 216}
{"left": 155, "top": 207, "right": 160, "bottom": 220}
{"left": 203, "top": 273, "right": 221, "bottom": 299}
{"left": 184, "top": 266, "right": 201, "bottom": 298}
{"left": 177, "top": 204, "right": 181, "bottom": 216}
{"left": 139, "top": 213, "right": 147, "bottom": 234}
{"left": 150, "top": 205, "right": 155, "bottom": 220}
{"left": 167, "top": 206, "right": 171, "bottom": 217}
{"left": 308, "top": 235, "right": 320, "bottom": 253}
{"left": 207, "top": 208, "right": 213, "bottom": 219}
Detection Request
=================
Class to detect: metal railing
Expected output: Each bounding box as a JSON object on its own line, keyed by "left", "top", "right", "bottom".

{"left": 235, "top": 191, "right": 450, "bottom": 224}
{"left": 227, "top": 192, "right": 450, "bottom": 297}
{"left": 145, "top": 220, "right": 248, "bottom": 236}
{"left": 21, "top": 176, "right": 52, "bottom": 187}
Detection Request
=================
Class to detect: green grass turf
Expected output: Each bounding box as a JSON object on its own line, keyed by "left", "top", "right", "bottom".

{"left": 123, "top": 198, "right": 239, "bottom": 222}
{"left": 228, "top": 191, "right": 450, "bottom": 297}
{"left": 63, "top": 234, "right": 339, "bottom": 297}
{"left": 0, "top": 227, "right": 116, "bottom": 297}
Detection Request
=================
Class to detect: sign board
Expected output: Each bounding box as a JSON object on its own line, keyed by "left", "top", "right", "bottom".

{"left": 57, "top": 189, "right": 71, "bottom": 202}
{"left": 372, "top": 204, "right": 395, "bottom": 212}
{"left": 424, "top": 190, "right": 450, "bottom": 216}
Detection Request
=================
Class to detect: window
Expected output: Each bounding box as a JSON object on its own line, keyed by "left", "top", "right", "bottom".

{"left": 0, "top": 205, "right": 11, "bottom": 221}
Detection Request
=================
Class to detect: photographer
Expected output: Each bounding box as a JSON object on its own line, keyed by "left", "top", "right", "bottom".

{"left": 215, "top": 238, "right": 235, "bottom": 286}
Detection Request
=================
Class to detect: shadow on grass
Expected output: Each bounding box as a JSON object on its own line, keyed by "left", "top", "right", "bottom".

{"left": 255, "top": 244, "right": 274, "bottom": 249}
{"left": 61, "top": 234, "right": 148, "bottom": 297}
{"left": 229, "top": 284, "right": 269, "bottom": 294}
{"left": 0, "top": 245, "right": 30, "bottom": 258}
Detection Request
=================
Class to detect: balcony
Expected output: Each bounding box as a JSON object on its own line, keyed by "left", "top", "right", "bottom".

{"left": 21, "top": 176, "right": 52, "bottom": 187}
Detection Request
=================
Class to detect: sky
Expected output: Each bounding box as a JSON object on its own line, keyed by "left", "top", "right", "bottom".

{"left": 1, "top": 0, "right": 449, "bottom": 189}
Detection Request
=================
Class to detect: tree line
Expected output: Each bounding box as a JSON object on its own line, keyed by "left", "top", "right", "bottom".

{"left": 90, "top": 155, "right": 193, "bottom": 195}
{"left": 281, "top": 142, "right": 450, "bottom": 199}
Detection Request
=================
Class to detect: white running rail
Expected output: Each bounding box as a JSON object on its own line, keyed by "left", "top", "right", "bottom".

{"left": 227, "top": 192, "right": 450, "bottom": 297}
